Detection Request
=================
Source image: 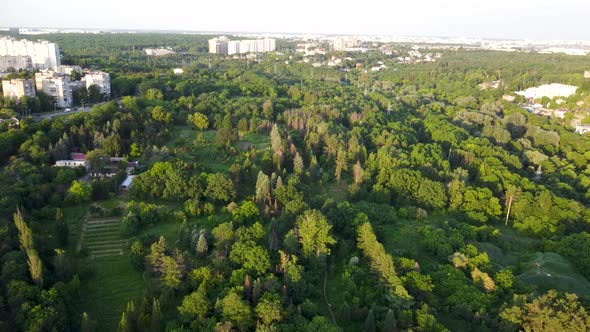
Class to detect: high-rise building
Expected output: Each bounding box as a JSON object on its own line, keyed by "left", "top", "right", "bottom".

{"left": 209, "top": 36, "right": 229, "bottom": 54}
{"left": 0, "top": 55, "right": 33, "bottom": 72}
{"left": 208, "top": 36, "right": 276, "bottom": 55}
{"left": 84, "top": 71, "right": 111, "bottom": 96}
{"left": 333, "top": 37, "right": 360, "bottom": 51}
{"left": 35, "top": 70, "right": 72, "bottom": 108}
{"left": 0, "top": 36, "right": 60, "bottom": 70}
{"left": 1, "top": 79, "right": 36, "bottom": 99}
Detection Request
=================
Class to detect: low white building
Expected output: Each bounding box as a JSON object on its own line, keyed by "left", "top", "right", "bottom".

{"left": 516, "top": 83, "right": 578, "bottom": 99}
{"left": 173, "top": 68, "right": 184, "bottom": 75}
{"left": 55, "top": 160, "right": 90, "bottom": 169}
{"left": 119, "top": 175, "right": 136, "bottom": 190}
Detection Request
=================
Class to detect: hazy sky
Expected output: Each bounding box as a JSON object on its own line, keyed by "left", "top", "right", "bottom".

{"left": 3, "top": 0, "right": 590, "bottom": 40}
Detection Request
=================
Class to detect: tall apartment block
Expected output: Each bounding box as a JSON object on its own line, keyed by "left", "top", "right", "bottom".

{"left": 209, "top": 36, "right": 276, "bottom": 55}
{"left": 35, "top": 70, "right": 72, "bottom": 108}
{"left": 0, "top": 36, "right": 60, "bottom": 70}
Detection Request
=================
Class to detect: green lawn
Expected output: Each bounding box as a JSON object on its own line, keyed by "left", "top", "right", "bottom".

{"left": 77, "top": 256, "right": 146, "bottom": 331}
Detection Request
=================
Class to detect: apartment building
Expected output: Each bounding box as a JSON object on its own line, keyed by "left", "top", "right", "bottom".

{"left": 0, "top": 36, "right": 60, "bottom": 70}
{"left": 1, "top": 78, "right": 36, "bottom": 99}
{"left": 35, "top": 70, "right": 73, "bottom": 108}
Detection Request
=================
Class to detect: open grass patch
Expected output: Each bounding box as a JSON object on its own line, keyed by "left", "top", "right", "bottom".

{"left": 78, "top": 255, "right": 145, "bottom": 332}
{"left": 516, "top": 252, "right": 590, "bottom": 296}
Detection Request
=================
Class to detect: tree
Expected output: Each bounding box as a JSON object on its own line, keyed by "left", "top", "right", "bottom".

{"left": 255, "top": 292, "right": 282, "bottom": 325}
{"left": 500, "top": 290, "right": 590, "bottom": 331}
{"left": 14, "top": 208, "right": 43, "bottom": 286}
{"left": 178, "top": 285, "right": 209, "bottom": 321}
{"left": 118, "top": 312, "right": 129, "bottom": 332}
{"left": 151, "top": 106, "right": 173, "bottom": 125}
{"left": 220, "top": 292, "right": 252, "bottom": 330}
{"left": 335, "top": 148, "right": 348, "bottom": 182}
{"left": 196, "top": 233, "right": 208, "bottom": 257}
{"left": 382, "top": 309, "right": 396, "bottom": 332}
{"left": 293, "top": 152, "right": 304, "bottom": 175}
{"left": 296, "top": 210, "right": 336, "bottom": 258}
{"left": 66, "top": 180, "right": 92, "bottom": 204}
{"left": 353, "top": 160, "right": 364, "bottom": 185}
{"left": 363, "top": 308, "right": 376, "bottom": 332}
{"left": 357, "top": 221, "right": 411, "bottom": 300}
{"left": 188, "top": 112, "right": 209, "bottom": 131}
{"left": 255, "top": 171, "right": 271, "bottom": 204}
{"left": 151, "top": 298, "right": 161, "bottom": 332}
{"left": 205, "top": 173, "right": 236, "bottom": 203}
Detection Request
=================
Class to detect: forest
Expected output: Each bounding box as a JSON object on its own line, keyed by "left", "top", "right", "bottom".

{"left": 0, "top": 32, "right": 590, "bottom": 331}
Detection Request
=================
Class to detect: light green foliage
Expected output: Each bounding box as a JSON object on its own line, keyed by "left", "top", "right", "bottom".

{"left": 187, "top": 112, "right": 209, "bottom": 131}
{"left": 255, "top": 292, "right": 282, "bottom": 325}
{"left": 296, "top": 209, "right": 336, "bottom": 258}
{"left": 178, "top": 284, "right": 209, "bottom": 320}
{"left": 205, "top": 173, "right": 236, "bottom": 202}
{"left": 151, "top": 106, "right": 173, "bottom": 125}
{"left": 219, "top": 292, "right": 252, "bottom": 330}
{"left": 500, "top": 290, "right": 590, "bottom": 331}
{"left": 66, "top": 180, "right": 92, "bottom": 204}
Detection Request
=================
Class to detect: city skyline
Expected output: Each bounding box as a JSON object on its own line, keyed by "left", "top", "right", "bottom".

{"left": 2, "top": 0, "right": 590, "bottom": 40}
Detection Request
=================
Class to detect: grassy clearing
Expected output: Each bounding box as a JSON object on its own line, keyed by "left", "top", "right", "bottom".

{"left": 78, "top": 255, "right": 145, "bottom": 331}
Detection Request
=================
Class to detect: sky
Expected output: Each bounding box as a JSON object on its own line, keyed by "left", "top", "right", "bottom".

{"left": 2, "top": 0, "right": 590, "bottom": 40}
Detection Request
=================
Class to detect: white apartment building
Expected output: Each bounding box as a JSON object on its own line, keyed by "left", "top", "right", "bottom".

{"left": 0, "top": 36, "right": 60, "bottom": 70}
{"left": 35, "top": 70, "right": 73, "bottom": 108}
{"left": 0, "top": 55, "right": 33, "bottom": 72}
{"left": 209, "top": 36, "right": 276, "bottom": 55}
{"left": 84, "top": 71, "right": 111, "bottom": 96}
{"left": 1, "top": 79, "right": 36, "bottom": 99}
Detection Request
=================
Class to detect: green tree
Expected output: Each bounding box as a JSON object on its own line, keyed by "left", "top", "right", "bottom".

{"left": 66, "top": 180, "right": 92, "bottom": 204}
{"left": 255, "top": 292, "right": 283, "bottom": 325}
{"left": 220, "top": 292, "right": 252, "bottom": 330}
{"left": 296, "top": 209, "right": 336, "bottom": 258}
{"left": 196, "top": 233, "right": 208, "bottom": 257}
{"left": 205, "top": 173, "right": 236, "bottom": 203}
{"left": 178, "top": 285, "right": 209, "bottom": 321}
{"left": 188, "top": 112, "right": 209, "bottom": 131}
{"left": 500, "top": 290, "right": 590, "bottom": 331}
{"left": 14, "top": 208, "right": 43, "bottom": 286}
{"left": 151, "top": 106, "right": 173, "bottom": 125}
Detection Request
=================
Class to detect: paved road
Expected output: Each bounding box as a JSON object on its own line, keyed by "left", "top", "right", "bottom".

{"left": 33, "top": 106, "right": 93, "bottom": 121}
{"left": 32, "top": 99, "right": 120, "bottom": 121}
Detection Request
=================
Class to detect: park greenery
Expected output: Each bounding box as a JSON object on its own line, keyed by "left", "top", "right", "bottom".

{"left": 0, "top": 32, "right": 590, "bottom": 331}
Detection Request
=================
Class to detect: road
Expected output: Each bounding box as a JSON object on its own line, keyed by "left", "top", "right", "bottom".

{"left": 32, "top": 106, "right": 93, "bottom": 121}
{"left": 32, "top": 99, "right": 120, "bottom": 121}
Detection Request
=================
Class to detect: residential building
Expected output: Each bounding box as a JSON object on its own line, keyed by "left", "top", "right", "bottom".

{"left": 576, "top": 125, "right": 590, "bottom": 135}
{"left": 2, "top": 78, "right": 36, "bottom": 99}
{"left": 209, "top": 36, "right": 229, "bottom": 54}
{"left": 35, "top": 70, "right": 73, "bottom": 108}
{"left": 516, "top": 83, "right": 578, "bottom": 99}
{"left": 208, "top": 36, "right": 275, "bottom": 55}
{"left": 0, "top": 36, "right": 60, "bottom": 70}
{"left": 333, "top": 37, "right": 360, "bottom": 51}
{"left": 57, "top": 65, "right": 82, "bottom": 75}
{"left": 0, "top": 55, "right": 33, "bottom": 72}
{"left": 173, "top": 68, "right": 184, "bottom": 75}
{"left": 144, "top": 48, "right": 175, "bottom": 56}
{"left": 120, "top": 175, "right": 136, "bottom": 190}
{"left": 55, "top": 160, "right": 90, "bottom": 169}
{"left": 84, "top": 71, "right": 111, "bottom": 96}
{"left": 585, "top": 71, "right": 590, "bottom": 79}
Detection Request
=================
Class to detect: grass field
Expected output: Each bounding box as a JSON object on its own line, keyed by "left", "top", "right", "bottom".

{"left": 78, "top": 256, "right": 145, "bottom": 331}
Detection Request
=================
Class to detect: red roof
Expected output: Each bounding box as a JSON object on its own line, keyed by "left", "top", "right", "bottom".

{"left": 71, "top": 153, "right": 86, "bottom": 161}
